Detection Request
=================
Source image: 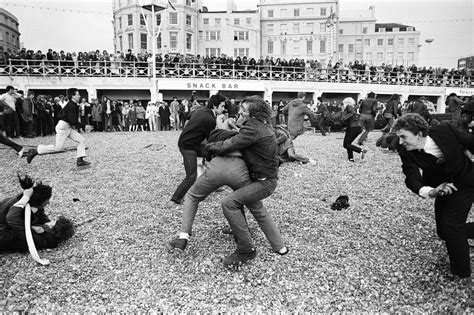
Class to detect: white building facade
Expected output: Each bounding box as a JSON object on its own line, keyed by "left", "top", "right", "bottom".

{"left": 338, "top": 7, "right": 420, "bottom": 66}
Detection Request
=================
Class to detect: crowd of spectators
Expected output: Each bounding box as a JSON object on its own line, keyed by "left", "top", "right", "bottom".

{"left": 1, "top": 48, "right": 472, "bottom": 85}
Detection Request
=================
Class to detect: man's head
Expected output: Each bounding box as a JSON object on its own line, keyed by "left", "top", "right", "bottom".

{"left": 241, "top": 95, "right": 272, "bottom": 122}
{"left": 67, "top": 88, "right": 81, "bottom": 103}
{"left": 367, "top": 92, "right": 376, "bottom": 98}
{"left": 50, "top": 216, "right": 75, "bottom": 242}
{"left": 6, "top": 85, "right": 14, "bottom": 94}
{"left": 393, "top": 113, "right": 430, "bottom": 151}
{"left": 297, "top": 91, "right": 306, "bottom": 100}
{"left": 27, "top": 90, "right": 35, "bottom": 99}
{"left": 29, "top": 182, "right": 53, "bottom": 208}
{"left": 342, "top": 97, "right": 355, "bottom": 110}
{"left": 208, "top": 93, "right": 226, "bottom": 114}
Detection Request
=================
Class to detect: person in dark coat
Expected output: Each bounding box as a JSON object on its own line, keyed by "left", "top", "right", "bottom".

{"left": 341, "top": 97, "right": 366, "bottom": 162}
{"left": 445, "top": 93, "right": 466, "bottom": 130}
{"left": 315, "top": 97, "right": 329, "bottom": 136}
{"left": 394, "top": 113, "right": 474, "bottom": 278}
{"left": 282, "top": 91, "right": 316, "bottom": 140}
{"left": 0, "top": 176, "right": 74, "bottom": 252}
{"left": 158, "top": 101, "right": 171, "bottom": 131}
{"left": 357, "top": 91, "right": 379, "bottom": 145}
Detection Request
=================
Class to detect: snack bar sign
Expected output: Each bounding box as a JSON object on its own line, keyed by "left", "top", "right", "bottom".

{"left": 158, "top": 80, "right": 265, "bottom": 91}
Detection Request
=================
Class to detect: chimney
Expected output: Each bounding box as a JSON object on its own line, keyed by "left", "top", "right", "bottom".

{"left": 369, "top": 5, "right": 375, "bottom": 18}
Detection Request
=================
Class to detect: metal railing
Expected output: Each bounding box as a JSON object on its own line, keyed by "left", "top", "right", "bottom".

{"left": 0, "top": 59, "right": 472, "bottom": 88}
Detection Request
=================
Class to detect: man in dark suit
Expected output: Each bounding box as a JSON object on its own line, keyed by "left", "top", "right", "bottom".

{"left": 394, "top": 113, "right": 474, "bottom": 278}
{"left": 22, "top": 90, "right": 36, "bottom": 137}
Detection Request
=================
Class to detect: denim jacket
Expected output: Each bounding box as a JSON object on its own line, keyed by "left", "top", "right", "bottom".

{"left": 207, "top": 118, "right": 279, "bottom": 180}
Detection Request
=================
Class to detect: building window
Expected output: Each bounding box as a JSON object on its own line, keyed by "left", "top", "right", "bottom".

{"left": 408, "top": 52, "right": 414, "bottom": 61}
{"left": 170, "top": 32, "right": 178, "bottom": 48}
{"left": 234, "top": 48, "right": 249, "bottom": 57}
{"left": 355, "top": 38, "right": 362, "bottom": 50}
{"left": 362, "top": 27, "right": 368, "bottom": 34}
{"left": 388, "top": 38, "right": 393, "bottom": 45}
{"left": 365, "top": 52, "right": 372, "bottom": 61}
{"left": 268, "top": 41, "right": 273, "bottom": 54}
{"left": 307, "top": 8, "right": 313, "bottom": 15}
{"left": 203, "top": 18, "right": 209, "bottom": 25}
{"left": 377, "top": 38, "right": 383, "bottom": 46}
{"left": 408, "top": 38, "right": 415, "bottom": 46}
{"left": 393, "top": 28, "right": 399, "bottom": 32}
{"left": 119, "top": 35, "right": 123, "bottom": 52}
{"left": 234, "top": 31, "right": 249, "bottom": 41}
{"left": 398, "top": 38, "right": 404, "bottom": 46}
{"left": 186, "top": 15, "right": 192, "bottom": 27}
{"left": 234, "top": 18, "right": 240, "bottom": 25}
{"left": 118, "top": 17, "right": 122, "bottom": 29}
{"left": 215, "top": 18, "right": 221, "bottom": 26}
{"left": 140, "top": 33, "right": 147, "bottom": 49}
{"left": 320, "top": 39, "right": 326, "bottom": 53}
{"left": 206, "top": 48, "right": 221, "bottom": 57}
{"left": 281, "top": 41, "right": 287, "bottom": 55}
{"left": 140, "top": 14, "right": 146, "bottom": 26}
{"left": 280, "top": 8, "right": 287, "bottom": 16}
{"left": 397, "top": 52, "right": 404, "bottom": 60}
{"left": 169, "top": 12, "right": 178, "bottom": 24}
{"left": 307, "top": 40, "right": 313, "bottom": 54}
{"left": 293, "top": 23, "right": 300, "bottom": 33}
{"left": 319, "top": 23, "right": 325, "bottom": 33}
{"left": 156, "top": 13, "right": 161, "bottom": 26}
{"left": 379, "top": 28, "right": 385, "bottom": 32}
{"left": 338, "top": 29, "right": 343, "bottom": 34}
{"left": 356, "top": 53, "right": 362, "bottom": 60}
{"left": 407, "top": 27, "right": 414, "bottom": 31}
{"left": 128, "top": 14, "right": 133, "bottom": 26}
{"left": 387, "top": 52, "right": 393, "bottom": 62}
{"left": 281, "top": 24, "right": 287, "bottom": 33}
{"left": 185, "top": 0, "right": 192, "bottom": 6}
{"left": 307, "top": 23, "right": 313, "bottom": 33}
{"left": 320, "top": 8, "right": 326, "bottom": 16}
{"left": 157, "top": 34, "right": 162, "bottom": 48}
{"left": 364, "top": 39, "right": 370, "bottom": 46}
{"left": 377, "top": 52, "right": 383, "bottom": 60}
{"left": 294, "top": 42, "right": 300, "bottom": 53}
{"left": 348, "top": 44, "right": 354, "bottom": 53}
{"left": 268, "top": 24, "right": 274, "bottom": 33}
{"left": 205, "top": 31, "right": 220, "bottom": 41}
{"left": 128, "top": 33, "right": 133, "bottom": 50}
{"left": 338, "top": 44, "right": 343, "bottom": 53}
{"left": 246, "top": 18, "right": 252, "bottom": 24}
{"left": 294, "top": 9, "right": 300, "bottom": 16}
{"left": 268, "top": 9, "right": 273, "bottom": 17}
{"left": 186, "top": 33, "right": 192, "bottom": 50}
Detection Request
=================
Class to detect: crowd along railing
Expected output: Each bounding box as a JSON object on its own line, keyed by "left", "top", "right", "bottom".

{"left": 0, "top": 59, "right": 472, "bottom": 88}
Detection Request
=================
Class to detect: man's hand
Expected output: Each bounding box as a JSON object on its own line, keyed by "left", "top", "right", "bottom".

{"left": 205, "top": 143, "right": 216, "bottom": 152}
{"left": 31, "top": 226, "right": 44, "bottom": 234}
{"left": 23, "top": 187, "right": 34, "bottom": 198}
{"left": 429, "top": 182, "right": 458, "bottom": 198}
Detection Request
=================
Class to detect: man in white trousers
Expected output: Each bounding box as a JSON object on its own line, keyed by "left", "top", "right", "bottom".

{"left": 26, "top": 88, "right": 91, "bottom": 167}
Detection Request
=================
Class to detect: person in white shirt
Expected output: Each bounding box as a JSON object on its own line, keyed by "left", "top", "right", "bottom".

{"left": 0, "top": 85, "right": 22, "bottom": 137}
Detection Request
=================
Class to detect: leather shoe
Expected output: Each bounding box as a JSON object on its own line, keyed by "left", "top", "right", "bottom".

{"left": 76, "top": 159, "right": 91, "bottom": 167}
{"left": 26, "top": 148, "right": 38, "bottom": 164}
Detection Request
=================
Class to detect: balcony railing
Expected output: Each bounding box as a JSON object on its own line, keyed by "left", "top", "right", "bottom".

{"left": 0, "top": 59, "right": 472, "bottom": 88}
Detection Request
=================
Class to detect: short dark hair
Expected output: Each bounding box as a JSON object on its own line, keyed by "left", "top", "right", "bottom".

{"left": 297, "top": 91, "right": 306, "bottom": 99}
{"left": 367, "top": 92, "right": 376, "bottom": 98}
{"left": 51, "top": 216, "right": 75, "bottom": 241}
{"left": 67, "top": 88, "right": 78, "bottom": 100}
{"left": 6, "top": 85, "right": 14, "bottom": 92}
{"left": 244, "top": 95, "right": 272, "bottom": 122}
{"left": 29, "top": 182, "right": 52, "bottom": 207}
{"left": 393, "top": 113, "right": 430, "bottom": 137}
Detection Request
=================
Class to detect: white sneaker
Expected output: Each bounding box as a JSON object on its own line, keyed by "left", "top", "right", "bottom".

{"left": 18, "top": 148, "right": 25, "bottom": 158}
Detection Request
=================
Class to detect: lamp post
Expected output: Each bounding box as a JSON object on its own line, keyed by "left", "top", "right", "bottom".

{"left": 141, "top": 1, "right": 167, "bottom": 103}
{"left": 425, "top": 38, "right": 434, "bottom": 67}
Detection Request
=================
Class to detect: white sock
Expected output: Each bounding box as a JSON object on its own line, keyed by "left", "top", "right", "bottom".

{"left": 179, "top": 232, "right": 190, "bottom": 240}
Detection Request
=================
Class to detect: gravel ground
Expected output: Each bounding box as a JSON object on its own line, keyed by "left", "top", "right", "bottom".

{"left": 0, "top": 130, "right": 472, "bottom": 312}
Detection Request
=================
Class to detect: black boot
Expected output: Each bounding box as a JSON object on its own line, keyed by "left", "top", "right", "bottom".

{"left": 26, "top": 148, "right": 38, "bottom": 164}
{"left": 76, "top": 157, "right": 91, "bottom": 167}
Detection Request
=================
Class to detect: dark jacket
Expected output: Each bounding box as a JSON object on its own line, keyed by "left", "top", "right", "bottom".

{"left": 399, "top": 122, "right": 474, "bottom": 195}
{"left": 57, "top": 100, "right": 81, "bottom": 129}
{"left": 207, "top": 118, "right": 279, "bottom": 180}
{"left": 341, "top": 105, "right": 360, "bottom": 128}
{"left": 359, "top": 97, "right": 378, "bottom": 116}
{"left": 384, "top": 100, "right": 399, "bottom": 118}
{"left": 178, "top": 107, "right": 216, "bottom": 151}
{"left": 0, "top": 195, "right": 57, "bottom": 252}
{"left": 316, "top": 103, "right": 329, "bottom": 118}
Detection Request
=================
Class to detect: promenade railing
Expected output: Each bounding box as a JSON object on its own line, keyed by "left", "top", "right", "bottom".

{"left": 0, "top": 59, "right": 472, "bottom": 88}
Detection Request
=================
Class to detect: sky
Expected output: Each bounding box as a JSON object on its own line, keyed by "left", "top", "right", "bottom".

{"left": 1, "top": 0, "right": 472, "bottom": 68}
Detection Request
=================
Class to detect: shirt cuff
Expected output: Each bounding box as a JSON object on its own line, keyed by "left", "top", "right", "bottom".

{"left": 13, "top": 195, "right": 30, "bottom": 208}
{"left": 419, "top": 186, "right": 435, "bottom": 199}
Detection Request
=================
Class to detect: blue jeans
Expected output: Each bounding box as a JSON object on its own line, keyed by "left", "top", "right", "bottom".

{"left": 181, "top": 157, "right": 284, "bottom": 252}
{"left": 171, "top": 147, "right": 205, "bottom": 204}
{"left": 221, "top": 177, "right": 284, "bottom": 252}
{"left": 358, "top": 114, "right": 375, "bottom": 144}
